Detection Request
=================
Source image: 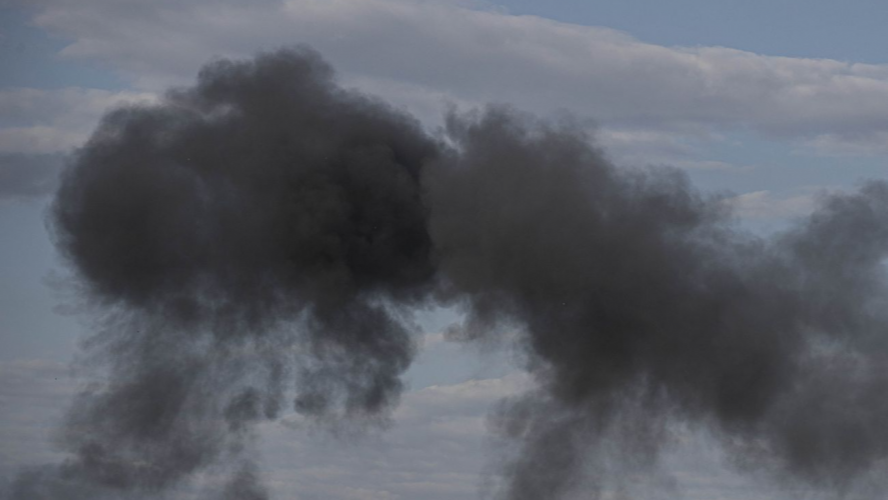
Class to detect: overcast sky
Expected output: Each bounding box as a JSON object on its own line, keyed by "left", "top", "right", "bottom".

{"left": 2, "top": 1, "right": 888, "bottom": 499}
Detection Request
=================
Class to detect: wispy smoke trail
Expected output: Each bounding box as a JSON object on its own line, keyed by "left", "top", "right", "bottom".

{"left": 8, "top": 47, "right": 888, "bottom": 499}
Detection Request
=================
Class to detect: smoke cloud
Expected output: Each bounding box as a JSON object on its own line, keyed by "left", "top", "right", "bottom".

{"left": 8, "top": 46, "right": 888, "bottom": 499}
{"left": 13, "top": 46, "right": 437, "bottom": 499}
{"left": 429, "top": 110, "right": 888, "bottom": 498}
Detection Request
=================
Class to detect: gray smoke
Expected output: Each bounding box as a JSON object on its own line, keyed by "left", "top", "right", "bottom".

{"left": 429, "top": 110, "right": 888, "bottom": 498}
{"left": 12, "top": 46, "right": 437, "bottom": 499}
{"left": 9, "top": 47, "right": 888, "bottom": 499}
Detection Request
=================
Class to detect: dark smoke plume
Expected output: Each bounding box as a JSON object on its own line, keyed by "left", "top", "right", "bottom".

{"left": 10, "top": 46, "right": 888, "bottom": 499}
{"left": 13, "top": 46, "right": 437, "bottom": 499}
{"left": 429, "top": 111, "right": 888, "bottom": 498}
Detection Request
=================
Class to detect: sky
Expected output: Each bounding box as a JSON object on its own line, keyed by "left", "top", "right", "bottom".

{"left": 1, "top": 1, "right": 888, "bottom": 499}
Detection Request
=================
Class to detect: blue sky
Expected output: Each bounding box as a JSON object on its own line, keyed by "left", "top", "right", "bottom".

{"left": 0, "top": 8, "right": 122, "bottom": 90}
{"left": 1, "top": 1, "right": 888, "bottom": 499}
{"left": 499, "top": 0, "right": 888, "bottom": 63}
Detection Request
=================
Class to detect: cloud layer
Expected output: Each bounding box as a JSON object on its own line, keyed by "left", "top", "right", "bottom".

{"left": 27, "top": 0, "right": 888, "bottom": 151}
{"left": 0, "top": 87, "right": 156, "bottom": 155}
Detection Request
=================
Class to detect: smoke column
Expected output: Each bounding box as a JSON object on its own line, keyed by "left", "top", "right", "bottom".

{"left": 8, "top": 47, "right": 888, "bottom": 499}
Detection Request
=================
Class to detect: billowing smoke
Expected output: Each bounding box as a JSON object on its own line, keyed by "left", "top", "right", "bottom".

{"left": 13, "top": 47, "right": 437, "bottom": 499}
{"left": 429, "top": 111, "right": 888, "bottom": 498}
{"left": 9, "top": 46, "right": 888, "bottom": 499}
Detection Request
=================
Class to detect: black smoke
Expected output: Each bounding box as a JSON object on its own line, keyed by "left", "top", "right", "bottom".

{"left": 429, "top": 111, "right": 888, "bottom": 498}
{"left": 13, "top": 46, "right": 437, "bottom": 499}
{"left": 10, "top": 47, "right": 888, "bottom": 499}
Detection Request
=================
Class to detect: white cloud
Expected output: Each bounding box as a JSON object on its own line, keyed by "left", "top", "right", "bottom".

{"left": 23, "top": 0, "right": 888, "bottom": 153}
{"left": 800, "top": 131, "right": 888, "bottom": 157}
{"left": 725, "top": 188, "right": 822, "bottom": 220}
{"left": 593, "top": 127, "right": 745, "bottom": 170}
{"left": 0, "top": 87, "right": 156, "bottom": 154}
